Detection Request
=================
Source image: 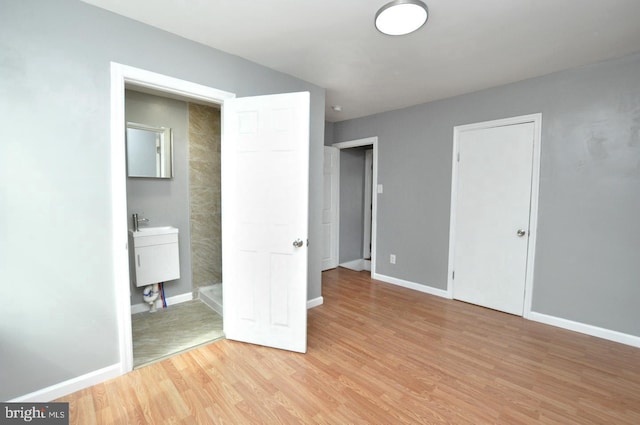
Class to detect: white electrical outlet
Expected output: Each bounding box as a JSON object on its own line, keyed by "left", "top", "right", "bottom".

{"left": 377, "top": 184, "right": 384, "bottom": 194}
{"left": 390, "top": 254, "right": 396, "bottom": 264}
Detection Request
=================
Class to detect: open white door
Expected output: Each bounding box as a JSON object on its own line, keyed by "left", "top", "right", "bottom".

{"left": 222, "top": 92, "right": 309, "bottom": 353}
{"left": 322, "top": 146, "right": 339, "bottom": 270}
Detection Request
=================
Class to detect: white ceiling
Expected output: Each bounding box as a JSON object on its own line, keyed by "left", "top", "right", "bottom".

{"left": 83, "top": 0, "right": 640, "bottom": 122}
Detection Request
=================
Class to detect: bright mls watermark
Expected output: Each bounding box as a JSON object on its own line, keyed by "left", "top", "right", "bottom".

{"left": 1, "top": 403, "right": 68, "bottom": 424}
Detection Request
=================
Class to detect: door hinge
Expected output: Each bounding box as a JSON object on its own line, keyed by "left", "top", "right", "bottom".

{"left": 452, "top": 270, "right": 455, "bottom": 279}
{"left": 457, "top": 152, "right": 460, "bottom": 162}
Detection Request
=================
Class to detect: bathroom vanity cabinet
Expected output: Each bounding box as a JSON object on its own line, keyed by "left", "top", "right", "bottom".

{"left": 129, "top": 227, "right": 180, "bottom": 287}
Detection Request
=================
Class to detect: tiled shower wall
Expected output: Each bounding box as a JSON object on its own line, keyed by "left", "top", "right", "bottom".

{"left": 188, "top": 103, "right": 222, "bottom": 296}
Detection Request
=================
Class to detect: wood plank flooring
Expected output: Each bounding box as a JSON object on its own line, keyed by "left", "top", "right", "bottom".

{"left": 59, "top": 268, "right": 640, "bottom": 424}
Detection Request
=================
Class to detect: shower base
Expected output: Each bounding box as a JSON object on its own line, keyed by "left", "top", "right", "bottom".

{"left": 199, "top": 283, "right": 223, "bottom": 316}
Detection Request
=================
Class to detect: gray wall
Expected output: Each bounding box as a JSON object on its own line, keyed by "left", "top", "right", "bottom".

{"left": 339, "top": 148, "right": 366, "bottom": 263}
{"left": 0, "top": 0, "right": 324, "bottom": 400}
{"left": 125, "top": 90, "right": 192, "bottom": 305}
{"left": 334, "top": 52, "right": 640, "bottom": 337}
{"left": 324, "top": 121, "right": 334, "bottom": 146}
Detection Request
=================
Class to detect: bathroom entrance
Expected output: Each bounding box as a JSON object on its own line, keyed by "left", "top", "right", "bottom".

{"left": 112, "top": 64, "right": 310, "bottom": 372}
{"left": 124, "top": 88, "right": 224, "bottom": 368}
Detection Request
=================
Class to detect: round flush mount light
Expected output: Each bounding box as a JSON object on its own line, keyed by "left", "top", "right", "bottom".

{"left": 375, "top": 0, "right": 429, "bottom": 36}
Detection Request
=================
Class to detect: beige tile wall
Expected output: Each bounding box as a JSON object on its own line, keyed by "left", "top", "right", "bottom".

{"left": 188, "top": 103, "right": 222, "bottom": 296}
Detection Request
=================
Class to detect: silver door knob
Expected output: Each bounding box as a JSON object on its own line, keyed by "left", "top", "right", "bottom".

{"left": 293, "top": 239, "right": 304, "bottom": 248}
{"left": 517, "top": 229, "right": 527, "bottom": 237}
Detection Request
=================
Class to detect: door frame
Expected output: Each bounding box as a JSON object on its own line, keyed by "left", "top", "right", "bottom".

{"left": 363, "top": 148, "right": 373, "bottom": 266}
{"left": 446, "top": 114, "right": 542, "bottom": 318}
{"left": 110, "top": 63, "right": 235, "bottom": 373}
{"left": 332, "top": 137, "right": 379, "bottom": 275}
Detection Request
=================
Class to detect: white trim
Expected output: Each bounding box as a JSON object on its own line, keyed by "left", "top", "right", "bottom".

{"left": 332, "top": 137, "right": 379, "bottom": 276}
{"left": 335, "top": 148, "right": 341, "bottom": 271}
{"left": 374, "top": 270, "right": 640, "bottom": 349}
{"left": 333, "top": 137, "right": 377, "bottom": 150}
{"left": 110, "top": 62, "right": 132, "bottom": 375}
{"left": 373, "top": 273, "right": 450, "bottom": 299}
{"left": 340, "top": 259, "right": 366, "bottom": 271}
{"left": 10, "top": 364, "right": 121, "bottom": 402}
{"left": 363, "top": 149, "right": 373, "bottom": 260}
{"left": 307, "top": 296, "right": 324, "bottom": 309}
{"left": 130, "top": 290, "right": 194, "bottom": 314}
{"left": 447, "top": 113, "right": 542, "bottom": 318}
{"left": 528, "top": 311, "right": 640, "bottom": 349}
{"left": 111, "top": 62, "right": 235, "bottom": 375}
{"left": 522, "top": 115, "right": 542, "bottom": 319}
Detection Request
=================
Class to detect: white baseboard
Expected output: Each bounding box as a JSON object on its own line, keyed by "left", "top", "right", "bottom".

{"left": 372, "top": 272, "right": 450, "bottom": 299}
{"left": 527, "top": 311, "right": 640, "bottom": 348}
{"left": 131, "top": 291, "right": 194, "bottom": 314}
{"left": 340, "top": 259, "right": 365, "bottom": 271}
{"left": 10, "top": 363, "right": 121, "bottom": 402}
{"left": 133, "top": 291, "right": 323, "bottom": 311}
{"left": 372, "top": 274, "right": 640, "bottom": 348}
{"left": 307, "top": 296, "right": 324, "bottom": 309}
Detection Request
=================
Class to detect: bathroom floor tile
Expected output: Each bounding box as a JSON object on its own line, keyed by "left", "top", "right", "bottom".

{"left": 132, "top": 299, "right": 224, "bottom": 368}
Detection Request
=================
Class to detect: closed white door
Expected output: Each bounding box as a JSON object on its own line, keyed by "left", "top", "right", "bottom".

{"left": 322, "top": 146, "right": 339, "bottom": 271}
{"left": 222, "top": 92, "right": 309, "bottom": 353}
{"left": 452, "top": 122, "right": 535, "bottom": 315}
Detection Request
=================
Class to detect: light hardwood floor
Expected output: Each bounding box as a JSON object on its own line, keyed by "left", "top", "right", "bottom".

{"left": 59, "top": 268, "right": 640, "bottom": 424}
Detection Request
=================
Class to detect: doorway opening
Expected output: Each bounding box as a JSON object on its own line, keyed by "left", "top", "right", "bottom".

{"left": 111, "top": 63, "right": 235, "bottom": 372}
{"left": 113, "top": 64, "right": 311, "bottom": 371}
{"left": 124, "top": 88, "right": 225, "bottom": 368}
{"left": 328, "top": 137, "right": 378, "bottom": 275}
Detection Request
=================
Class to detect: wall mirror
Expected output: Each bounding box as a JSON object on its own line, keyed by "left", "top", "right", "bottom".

{"left": 126, "top": 122, "right": 173, "bottom": 178}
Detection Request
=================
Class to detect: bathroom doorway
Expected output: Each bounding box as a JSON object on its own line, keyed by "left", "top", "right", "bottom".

{"left": 112, "top": 64, "right": 236, "bottom": 372}
{"left": 113, "top": 64, "right": 311, "bottom": 371}
{"left": 124, "top": 88, "right": 224, "bottom": 368}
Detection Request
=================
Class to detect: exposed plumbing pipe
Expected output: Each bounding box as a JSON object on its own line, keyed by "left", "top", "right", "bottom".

{"left": 160, "top": 282, "right": 167, "bottom": 308}
{"left": 143, "top": 283, "right": 159, "bottom": 313}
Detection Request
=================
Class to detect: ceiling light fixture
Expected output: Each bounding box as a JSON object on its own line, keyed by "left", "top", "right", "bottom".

{"left": 375, "top": 0, "right": 429, "bottom": 36}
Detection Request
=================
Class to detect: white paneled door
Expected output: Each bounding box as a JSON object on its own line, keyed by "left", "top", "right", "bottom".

{"left": 322, "top": 146, "right": 339, "bottom": 270}
{"left": 452, "top": 121, "right": 535, "bottom": 316}
{"left": 222, "top": 92, "right": 309, "bottom": 353}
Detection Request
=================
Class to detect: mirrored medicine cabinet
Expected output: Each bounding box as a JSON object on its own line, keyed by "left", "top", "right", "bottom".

{"left": 126, "top": 122, "right": 173, "bottom": 178}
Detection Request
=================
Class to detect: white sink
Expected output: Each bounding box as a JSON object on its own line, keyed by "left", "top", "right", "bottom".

{"left": 128, "top": 226, "right": 180, "bottom": 287}
{"left": 130, "top": 226, "right": 178, "bottom": 237}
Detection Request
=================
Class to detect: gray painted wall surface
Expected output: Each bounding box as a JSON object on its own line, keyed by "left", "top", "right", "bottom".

{"left": 125, "top": 90, "right": 192, "bottom": 305}
{"left": 0, "top": 0, "right": 324, "bottom": 400}
{"left": 333, "top": 53, "right": 640, "bottom": 337}
{"left": 339, "top": 149, "right": 366, "bottom": 263}
{"left": 324, "top": 121, "right": 334, "bottom": 146}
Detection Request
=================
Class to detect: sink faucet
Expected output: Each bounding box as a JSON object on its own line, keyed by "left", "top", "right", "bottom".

{"left": 132, "top": 213, "right": 150, "bottom": 231}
